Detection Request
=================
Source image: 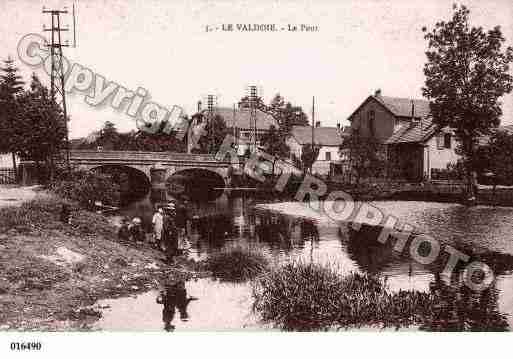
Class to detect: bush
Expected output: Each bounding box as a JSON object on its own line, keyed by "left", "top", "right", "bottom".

{"left": 203, "top": 248, "right": 269, "bottom": 282}
{"left": 252, "top": 262, "right": 432, "bottom": 331}
{"left": 0, "top": 193, "right": 116, "bottom": 237}
{"left": 50, "top": 169, "right": 120, "bottom": 208}
{"left": 0, "top": 194, "right": 68, "bottom": 232}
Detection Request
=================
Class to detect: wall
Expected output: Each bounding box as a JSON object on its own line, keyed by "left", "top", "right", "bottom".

{"left": 349, "top": 97, "right": 397, "bottom": 141}
{"left": 286, "top": 137, "right": 302, "bottom": 159}
{"left": 312, "top": 145, "right": 341, "bottom": 175}
{"left": 286, "top": 138, "right": 341, "bottom": 175}
{"left": 0, "top": 153, "right": 18, "bottom": 168}
{"left": 234, "top": 128, "right": 271, "bottom": 156}
{"left": 423, "top": 135, "right": 460, "bottom": 178}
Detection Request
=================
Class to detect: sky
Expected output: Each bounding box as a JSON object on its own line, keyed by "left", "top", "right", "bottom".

{"left": 1, "top": 0, "right": 512, "bottom": 139}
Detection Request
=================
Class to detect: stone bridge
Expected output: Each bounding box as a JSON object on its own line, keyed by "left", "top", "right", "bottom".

{"left": 67, "top": 150, "right": 234, "bottom": 198}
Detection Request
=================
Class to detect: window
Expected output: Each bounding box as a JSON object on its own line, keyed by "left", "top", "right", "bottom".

{"left": 325, "top": 152, "right": 331, "bottom": 161}
{"left": 444, "top": 134, "right": 452, "bottom": 149}
{"left": 368, "top": 110, "right": 376, "bottom": 136}
{"left": 436, "top": 134, "right": 444, "bottom": 149}
{"left": 437, "top": 133, "right": 452, "bottom": 149}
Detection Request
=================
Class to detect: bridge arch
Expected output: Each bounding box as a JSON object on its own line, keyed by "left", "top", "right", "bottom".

{"left": 90, "top": 164, "right": 151, "bottom": 203}
{"left": 167, "top": 167, "right": 226, "bottom": 201}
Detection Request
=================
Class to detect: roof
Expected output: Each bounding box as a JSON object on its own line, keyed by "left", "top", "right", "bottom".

{"left": 290, "top": 126, "right": 343, "bottom": 146}
{"left": 347, "top": 93, "right": 431, "bottom": 123}
{"left": 384, "top": 116, "right": 437, "bottom": 145}
{"left": 201, "top": 107, "right": 278, "bottom": 130}
{"left": 375, "top": 95, "right": 431, "bottom": 119}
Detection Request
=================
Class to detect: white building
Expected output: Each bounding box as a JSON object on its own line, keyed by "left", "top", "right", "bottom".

{"left": 0, "top": 153, "right": 18, "bottom": 168}
{"left": 348, "top": 90, "right": 461, "bottom": 181}
{"left": 287, "top": 125, "right": 344, "bottom": 175}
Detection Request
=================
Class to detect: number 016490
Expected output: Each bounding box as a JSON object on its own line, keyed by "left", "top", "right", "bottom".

{"left": 10, "top": 342, "right": 42, "bottom": 351}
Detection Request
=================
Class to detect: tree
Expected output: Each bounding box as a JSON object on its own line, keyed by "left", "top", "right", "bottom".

{"left": 475, "top": 129, "right": 513, "bottom": 186}
{"left": 422, "top": 4, "right": 513, "bottom": 198}
{"left": 192, "top": 113, "right": 228, "bottom": 154}
{"left": 130, "top": 130, "right": 185, "bottom": 152}
{"left": 0, "top": 56, "right": 25, "bottom": 175}
{"left": 341, "top": 131, "right": 385, "bottom": 186}
{"left": 77, "top": 120, "right": 186, "bottom": 152}
{"left": 268, "top": 93, "right": 309, "bottom": 134}
{"left": 260, "top": 125, "right": 290, "bottom": 158}
{"left": 260, "top": 124, "right": 291, "bottom": 175}
{"left": 13, "top": 73, "right": 66, "bottom": 182}
{"left": 301, "top": 143, "right": 321, "bottom": 174}
{"left": 238, "top": 94, "right": 266, "bottom": 111}
{"left": 98, "top": 121, "right": 120, "bottom": 150}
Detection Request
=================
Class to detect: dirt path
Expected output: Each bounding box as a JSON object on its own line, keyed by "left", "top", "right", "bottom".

{"left": 0, "top": 185, "right": 40, "bottom": 208}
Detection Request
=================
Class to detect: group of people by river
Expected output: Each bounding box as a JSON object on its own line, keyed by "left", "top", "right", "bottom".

{"left": 117, "top": 199, "right": 191, "bottom": 263}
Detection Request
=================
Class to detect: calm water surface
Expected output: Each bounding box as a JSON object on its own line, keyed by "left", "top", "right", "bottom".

{"left": 93, "top": 194, "right": 513, "bottom": 331}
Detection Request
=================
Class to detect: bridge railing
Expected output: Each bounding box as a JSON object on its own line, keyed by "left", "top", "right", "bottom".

{"left": 66, "top": 150, "right": 221, "bottom": 163}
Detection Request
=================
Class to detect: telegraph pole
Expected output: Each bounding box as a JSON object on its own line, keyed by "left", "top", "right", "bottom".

{"left": 311, "top": 96, "right": 315, "bottom": 145}
{"left": 311, "top": 96, "right": 315, "bottom": 174}
{"left": 248, "top": 85, "right": 258, "bottom": 153}
{"left": 42, "top": 5, "right": 74, "bottom": 169}
{"left": 206, "top": 94, "right": 217, "bottom": 153}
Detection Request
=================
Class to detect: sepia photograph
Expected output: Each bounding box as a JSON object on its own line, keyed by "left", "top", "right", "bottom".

{"left": 0, "top": 0, "right": 512, "bottom": 356}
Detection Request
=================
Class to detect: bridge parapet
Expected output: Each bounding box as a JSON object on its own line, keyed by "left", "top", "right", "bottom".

{"left": 67, "top": 150, "right": 220, "bottom": 163}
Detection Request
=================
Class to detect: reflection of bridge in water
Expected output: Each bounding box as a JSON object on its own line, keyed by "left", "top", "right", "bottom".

{"left": 68, "top": 150, "right": 234, "bottom": 200}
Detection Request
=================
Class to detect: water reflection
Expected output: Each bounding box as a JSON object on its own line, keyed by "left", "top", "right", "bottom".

{"left": 422, "top": 274, "right": 508, "bottom": 331}
{"left": 345, "top": 223, "right": 513, "bottom": 331}
{"left": 109, "top": 196, "right": 513, "bottom": 331}
{"left": 156, "top": 280, "right": 198, "bottom": 332}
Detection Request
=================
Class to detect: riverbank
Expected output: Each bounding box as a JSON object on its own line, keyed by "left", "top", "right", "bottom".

{"left": 0, "top": 184, "right": 40, "bottom": 208}
{"left": 0, "top": 191, "right": 199, "bottom": 331}
{"left": 325, "top": 180, "right": 513, "bottom": 206}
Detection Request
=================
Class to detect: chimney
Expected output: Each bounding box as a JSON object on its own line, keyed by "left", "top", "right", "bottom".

{"left": 197, "top": 101, "right": 202, "bottom": 112}
{"left": 315, "top": 121, "right": 321, "bottom": 128}
{"left": 374, "top": 89, "right": 382, "bottom": 97}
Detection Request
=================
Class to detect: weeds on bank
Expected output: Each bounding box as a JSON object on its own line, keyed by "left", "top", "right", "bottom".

{"left": 204, "top": 248, "right": 269, "bottom": 282}
{"left": 252, "top": 261, "right": 433, "bottom": 331}
{"left": 0, "top": 194, "right": 115, "bottom": 237}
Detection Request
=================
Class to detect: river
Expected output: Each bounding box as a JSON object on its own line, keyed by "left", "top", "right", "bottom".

{"left": 92, "top": 193, "right": 513, "bottom": 331}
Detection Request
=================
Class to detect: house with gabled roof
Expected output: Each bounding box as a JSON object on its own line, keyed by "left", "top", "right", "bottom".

{"left": 347, "top": 89, "right": 460, "bottom": 182}
{"left": 287, "top": 124, "right": 345, "bottom": 175}
{"left": 188, "top": 105, "right": 279, "bottom": 156}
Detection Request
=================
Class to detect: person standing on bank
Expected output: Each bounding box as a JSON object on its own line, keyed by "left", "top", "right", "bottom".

{"left": 118, "top": 217, "right": 131, "bottom": 241}
{"left": 129, "top": 217, "right": 145, "bottom": 243}
{"left": 152, "top": 207, "right": 165, "bottom": 249}
{"left": 60, "top": 204, "right": 71, "bottom": 224}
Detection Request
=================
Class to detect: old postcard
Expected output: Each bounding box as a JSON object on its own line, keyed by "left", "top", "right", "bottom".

{"left": 0, "top": 0, "right": 512, "bottom": 356}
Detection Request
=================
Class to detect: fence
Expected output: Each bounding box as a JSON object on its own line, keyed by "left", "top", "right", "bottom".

{"left": 0, "top": 168, "right": 16, "bottom": 184}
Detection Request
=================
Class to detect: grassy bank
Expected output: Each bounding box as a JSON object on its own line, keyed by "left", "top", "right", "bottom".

{"left": 203, "top": 247, "right": 269, "bottom": 282}
{"left": 0, "top": 192, "right": 196, "bottom": 331}
{"left": 252, "top": 262, "right": 433, "bottom": 331}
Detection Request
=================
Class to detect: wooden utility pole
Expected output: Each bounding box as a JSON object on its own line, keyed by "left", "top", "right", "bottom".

{"left": 311, "top": 96, "right": 315, "bottom": 173}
